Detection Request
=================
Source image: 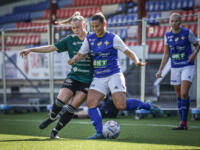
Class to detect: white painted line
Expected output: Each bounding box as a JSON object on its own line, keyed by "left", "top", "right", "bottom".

{"left": 1, "top": 118, "right": 200, "bottom": 129}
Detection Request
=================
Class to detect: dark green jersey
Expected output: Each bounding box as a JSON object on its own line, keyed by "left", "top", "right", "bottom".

{"left": 54, "top": 34, "right": 93, "bottom": 84}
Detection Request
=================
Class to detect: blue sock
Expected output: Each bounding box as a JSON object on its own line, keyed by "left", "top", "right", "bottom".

{"left": 177, "top": 97, "right": 182, "bottom": 121}
{"left": 126, "top": 98, "right": 150, "bottom": 111}
{"left": 181, "top": 97, "right": 190, "bottom": 122}
{"left": 88, "top": 107, "right": 103, "bottom": 134}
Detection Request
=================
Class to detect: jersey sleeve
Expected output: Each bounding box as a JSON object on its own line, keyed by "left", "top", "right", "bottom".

{"left": 113, "top": 34, "right": 129, "bottom": 52}
{"left": 54, "top": 36, "right": 69, "bottom": 53}
{"left": 79, "top": 38, "right": 90, "bottom": 54}
{"left": 164, "top": 34, "right": 168, "bottom": 45}
{"left": 188, "top": 30, "right": 198, "bottom": 44}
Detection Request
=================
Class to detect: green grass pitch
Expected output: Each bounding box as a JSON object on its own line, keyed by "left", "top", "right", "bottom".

{"left": 0, "top": 112, "right": 200, "bottom": 150}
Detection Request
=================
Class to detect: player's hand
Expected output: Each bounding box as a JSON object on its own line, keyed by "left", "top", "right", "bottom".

{"left": 20, "top": 49, "right": 31, "bottom": 58}
{"left": 136, "top": 62, "right": 147, "bottom": 66}
{"left": 68, "top": 59, "right": 75, "bottom": 65}
{"left": 156, "top": 70, "right": 162, "bottom": 78}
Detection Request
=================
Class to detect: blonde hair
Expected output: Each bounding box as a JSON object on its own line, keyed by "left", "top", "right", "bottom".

{"left": 56, "top": 11, "right": 85, "bottom": 25}
{"left": 170, "top": 13, "right": 182, "bottom": 22}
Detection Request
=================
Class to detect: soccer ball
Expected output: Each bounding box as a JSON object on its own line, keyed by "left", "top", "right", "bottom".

{"left": 102, "top": 120, "right": 120, "bottom": 139}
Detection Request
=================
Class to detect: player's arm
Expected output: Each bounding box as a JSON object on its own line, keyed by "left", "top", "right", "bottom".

{"left": 68, "top": 37, "right": 90, "bottom": 65}
{"left": 68, "top": 53, "right": 88, "bottom": 65}
{"left": 156, "top": 45, "right": 170, "bottom": 78}
{"left": 124, "top": 49, "right": 146, "bottom": 66}
{"left": 113, "top": 34, "right": 146, "bottom": 66}
{"left": 20, "top": 45, "right": 58, "bottom": 58}
{"left": 188, "top": 31, "right": 200, "bottom": 62}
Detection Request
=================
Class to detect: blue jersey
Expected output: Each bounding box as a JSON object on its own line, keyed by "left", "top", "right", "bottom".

{"left": 87, "top": 32, "right": 120, "bottom": 78}
{"left": 165, "top": 28, "right": 194, "bottom": 68}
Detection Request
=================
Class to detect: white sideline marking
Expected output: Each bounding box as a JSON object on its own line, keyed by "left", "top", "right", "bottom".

{"left": 1, "top": 118, "right": 200, "bottom": 129}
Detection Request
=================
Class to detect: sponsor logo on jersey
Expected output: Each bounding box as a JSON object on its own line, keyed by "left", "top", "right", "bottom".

{"left": 104, "top": 40, "right": 109, "bottom": 46}
{"left": 181, "top": 36, "right": 185, "bottom": 40}
{"left": 175, "top": 37, "right": 179, "bottom": 42}
{"left": 73, "top": 67, "right": 78, "bottom": 72}
{"left": 93, "top": 60, "right": 107, "bottom": 67}
{"left": 97, "top": 41, "right": 102, "bottom": 48}
{"left": 114, "top": 86, "right": 118, "bottom": 89}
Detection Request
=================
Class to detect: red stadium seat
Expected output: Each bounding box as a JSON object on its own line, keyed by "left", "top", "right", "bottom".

{"left": 152, "top": 26, "right": 159, "bottom": 38}
{"left": 158, "top": 26, "right": 166, "bottom": 38}
{"left": 43, "top": 10, "right": 50, "bottom": 19}
{"left": 157, "top": 40, "right": 164, "bottom": 53}
{"left": 187, "top": 10, "right": 194, "bottom": 22}
{"left": 193, "top": 9, "right": 200, "bottom": 21}
{"left": 181, "top": 11, "right": 188, "bottom": 22}
{"left": 150, "top": 40, "right": 158, "bottom": 53}
{"left": 147, "top": 26, "right": 153, "bottom": 38}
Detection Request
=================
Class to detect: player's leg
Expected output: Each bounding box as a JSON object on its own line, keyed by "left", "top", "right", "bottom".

{"left": 87, "top": 89, "right": 105, "bottom": 139}
{"left": 39, "top": 88, "right": 73, "bottom": 129}
{"left": 172, "top": 66, "right": 194, "bottom": 130}
{"left": 173, "top": 85, "right": 182, "bottom": 121}
{"left": 170, "top": 67, "right": 185, "bottom": 130}
{"left": 86, "top": 77, "right": 109, "bottom": 139}
{"left": 39, "top": 79, "right": 74, "bottom": 129}
{"left": 178, "top": 80, "right": 191, "bottom": 129}
{"left": 110, "top": 73, "right": 162, "bottom": 114}
{"left": 51, "top": 91, "right": 87, "bottom": 139}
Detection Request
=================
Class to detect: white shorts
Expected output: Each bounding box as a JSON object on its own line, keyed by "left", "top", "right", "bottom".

{"left": 89, "top": 72, "right": 126, "bottom": 96}
{"left": 170, "top": 65, "right": 195, "bottom": 85}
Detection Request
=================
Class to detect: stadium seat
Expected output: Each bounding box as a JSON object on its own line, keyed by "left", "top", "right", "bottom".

{"left": 152, "top": 26, "right": 159, "bottom": 38}
{"left": 157, "top": 40, "right": 164, "bottom": 53}
{"left": 171, "top": 0, "right": 177, "bottom": 10}
{"left": 125, "top": 41, "right": 138, "bottom": 46}
{"left": 193, "top": 10, "right": 200, "bottom": 21}
{"left": 43, "top": 10, "right": 50, "bottom": 19}
{"left": 146, "top": 26, "right": 153, "bottom": 38}
{"left": 164, "top": 0, "right": 172, "bottom": 11}
{"left": 158, "top": 26, "right": 166, "bottom": 38}
{"left": 149, "top": 40, "right": 157, "bottom": 53}
{"left": 176, "top": 0, "right": 182, "bottom": 10}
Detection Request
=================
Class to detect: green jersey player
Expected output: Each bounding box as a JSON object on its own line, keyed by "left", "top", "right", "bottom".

{"left": 20, "top": 12, "right": 93, "bottom": 139}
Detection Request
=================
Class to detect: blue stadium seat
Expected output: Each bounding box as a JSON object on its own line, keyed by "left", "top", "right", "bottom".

{"left": 182, "top": 0, "right": 189, "bottom": 9}
{"left": 164, "top": 0, "right": 172, "bottom": 11}
{"left": 188, "top": 0, "right": 194, "bottom": 9}
{"left": 154, "top": 1, "right": 160, "bottom": 11}
{"left": 57, "top": 0, "right": 73, "bottom": 8}
{"left": 158, "top": 1, "right": 165, "bottom": 11}
{"left": 171, "top": 0, "right": 177, "bottom": 10}
{"left": 149, "top": 1, "right": 155, "bottom": 12}
{"left": 30, "top": 11, "right": 44, "bottom": 20}
{"left": 176, "top": 0, "right": 182, "bottom": 10}
{"left": 107, "top": 17, "right": 113, "bottom": 27}
{"left": 119, "top": 28, "right": 127, "bottom": 39}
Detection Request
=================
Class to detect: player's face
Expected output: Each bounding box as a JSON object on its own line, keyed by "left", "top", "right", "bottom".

{"left": 91, "top": 20, "right": 105, "bottom": 37}
{"left": 71, "top": 20, "right": 85, "bottom": 38}
{"left": 170, "top": 15, "right": 181, "bottom": 31}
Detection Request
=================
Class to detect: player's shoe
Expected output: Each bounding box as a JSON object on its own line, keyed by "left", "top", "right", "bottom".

{"left": 147, "top": 100, "right": 163, "bottom": 116}
{"left": 50, "top": 129, "right": 60, "bottom": 139}
{"left": 39, "top": 117, "right": 56, "bottom": 129}
{"left": 172, "top": 125, "right": 188, "bottom": 130}
{"left": 86, "top": 133, "right": 105, "bottom": 140}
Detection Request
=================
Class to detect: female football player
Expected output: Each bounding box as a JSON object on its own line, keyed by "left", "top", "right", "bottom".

{"left": 68, "top": 12, "right": 162, "bottom": 139}
{"left": 156, "top": 13, "right": 200, "bottom": 130}
{"left": 20, "top": 12, "right": 93, "bottom": 139}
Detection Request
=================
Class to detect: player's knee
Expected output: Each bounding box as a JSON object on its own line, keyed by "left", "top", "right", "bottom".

{"left": 87, "top": 98, "right": 97, "bottom": 108}
{"left": 115, "top": 103, "right": 126, "bottom": 110}
{"left": 181, "top": 93, "right": 188, "bottom": 100}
